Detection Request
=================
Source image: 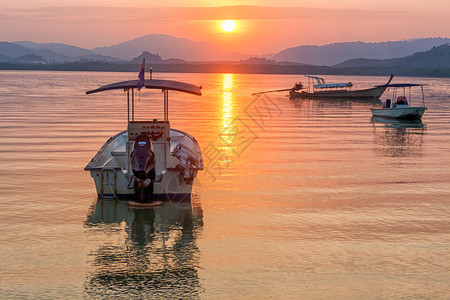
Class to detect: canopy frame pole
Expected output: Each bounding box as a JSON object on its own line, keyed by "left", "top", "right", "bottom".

{"left": 132, "top": 88, "right": 135, "bottom": 121}
{"left": 164, "top": 90, "right": 168, "bottom": 122}
{"left": 127, "top": 89, "right": 130, "bottom": 123}
{"left": 126, "top": 89, "right": 131, "bottom": 177}
{"left": 421, "top": 86, "right": 425, "bottom": 107}
{"left": 163, "top": 89, "right": 169, "bottom": 169}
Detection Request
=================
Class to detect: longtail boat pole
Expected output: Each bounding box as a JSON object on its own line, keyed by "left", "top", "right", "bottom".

{"left": 252, "top": 83, "right": 304, "bottom": 96}
{"left": 252, "top": 88, "right": 297, "bottom": 96}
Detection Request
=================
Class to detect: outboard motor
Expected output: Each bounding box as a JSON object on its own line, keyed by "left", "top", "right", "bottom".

{"left": 172, "top": 143, "right": 198, "bottom": 183}
{"left": 131, "top": 134, "right": 156, "bottom": 202}
{"left": 292, "top": 82, "right": 303, "bottom": 90}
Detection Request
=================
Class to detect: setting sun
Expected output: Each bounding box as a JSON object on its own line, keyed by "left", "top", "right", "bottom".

{"left": 220, "top": 20, "right": 237, "bottom": 32}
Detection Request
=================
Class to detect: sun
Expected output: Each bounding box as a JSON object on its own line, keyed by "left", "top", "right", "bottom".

{"left": 220, "top": 20, "right": 237, "bottom": 32}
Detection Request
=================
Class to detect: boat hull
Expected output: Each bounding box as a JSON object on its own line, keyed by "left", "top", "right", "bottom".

{"left": 88, "top": 168, "right": 195, "bottom": 202}
{"left": 371, "top": 107, "right": 426, "bottom": 120}
{"left": 85, "top": 128, "right": 202, "bottom": 202}
{"left": 290, "top": 86, "right": 387, "bottom": 100}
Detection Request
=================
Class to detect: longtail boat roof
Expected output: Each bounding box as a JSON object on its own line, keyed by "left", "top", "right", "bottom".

{"left": 86, "top": 79, "right": 202, "bottom": 96}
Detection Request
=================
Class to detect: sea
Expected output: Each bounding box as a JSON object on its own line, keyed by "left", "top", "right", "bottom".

{"left": 0, "top": 71, "right": 449, "bottom": 299}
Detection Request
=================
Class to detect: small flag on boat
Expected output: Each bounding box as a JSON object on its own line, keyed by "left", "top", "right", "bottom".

{"left": 137, "top": 58, "right": 145, "bottom": 91}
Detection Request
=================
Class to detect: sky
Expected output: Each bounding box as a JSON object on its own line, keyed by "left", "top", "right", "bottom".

{"left": 1, "top": 0, "right": 449, "bottom": 55}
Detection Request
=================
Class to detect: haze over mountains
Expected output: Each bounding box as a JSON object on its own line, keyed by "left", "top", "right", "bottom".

{"left": 93, "top": 34, "right": 246, "bottom": 61}
{"left": 0, "top": 34, "right": 449, "bottom": 69}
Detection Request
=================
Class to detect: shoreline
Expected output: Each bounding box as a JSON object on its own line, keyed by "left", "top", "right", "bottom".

{"left": 1, "top": 62, "right": 449, "bottom": 78}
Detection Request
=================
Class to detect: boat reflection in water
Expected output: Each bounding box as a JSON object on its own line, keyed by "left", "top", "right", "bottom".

{"left": 84, "top": 199, "right": 203, "bottom": 298}
{"left": 372, "top": 117, "right": 426, "bottom": 158}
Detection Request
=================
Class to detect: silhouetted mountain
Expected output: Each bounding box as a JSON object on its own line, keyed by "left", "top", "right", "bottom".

{"left": 0, "top": 42, "right": 37, "bottom": 57}
{"left": 93, "top": 34, "right": 248, "bottom": 61}
{"left": 131, "top": 51, "right": 186, "bottom": 64}
{"left": 14, "top": 41, "right": 94, "bottom": 57}
{"left": 0, "top": 41, "right": 122, "bottom": 63}
{"left": 0, "top": 42, "right": 68, "bottom": 62}
{"left": 12, "top": 54, "right": 47, "bottom": 64}
{"left": 0, "top": 53, "right": 11, "bottom": 62}
{"left": 131, "top": 52, "right": 164, "bottom": 64}
{"left": 335, "top": 44, "right": 450, "bottom": 68}
{"left": 271, "top": 38, "right": 450, "bottom": 66}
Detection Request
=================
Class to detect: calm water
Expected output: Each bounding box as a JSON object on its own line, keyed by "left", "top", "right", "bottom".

{"left": 0, "top": 71, "right": 449, "bottom": 299}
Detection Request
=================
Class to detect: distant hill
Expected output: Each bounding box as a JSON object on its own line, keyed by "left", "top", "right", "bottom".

{"left": 271, "top": 38, "right": 450, "bottom": 66}
{"left": 0, "top": 53, "right": 11, "bottom": 62}
{"left": 14, "top": 41, "right": 94, "bottom": 57}
{"left": 0, "top": 42, "right": 42, "bottom": 58}
{"left": 93, "top": 34, "right": 248, "bottom": 61}
{"left": 12, "top": 54, "right": 47, "bottom": 64}
{"left": 0, "top": 42, "right": 69, "bottom": 62}
{"left": 131, "top": 51, "right": 186, "bottom": 64}
{"left": 0, "top": 41, "right": 122, "bottom": 63}
{"left": 335, "top": 44, "right": 450, "bottom": 68}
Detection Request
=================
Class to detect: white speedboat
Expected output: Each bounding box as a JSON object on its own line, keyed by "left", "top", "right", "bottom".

{"left": 85, "top": 76, "right": 203, "bottom": 202}
{"left": 371, "top": 84, "right": 427, "bottom": 120}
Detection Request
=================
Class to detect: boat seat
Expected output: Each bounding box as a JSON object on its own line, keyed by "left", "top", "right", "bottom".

{"left": 396, "top": 96, "right": 408, "bottom": 105}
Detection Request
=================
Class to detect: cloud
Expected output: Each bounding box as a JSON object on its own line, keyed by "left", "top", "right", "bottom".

{"left": 3, "top": 5, "right": 406, "bottom": 22}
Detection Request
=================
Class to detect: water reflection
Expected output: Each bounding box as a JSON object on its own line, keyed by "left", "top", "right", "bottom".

{"left": 221, "top": 73, "right": 234, "bottom": 130}
{"left": 220, "top": 74, "right": 235, "bottom": 162}
{"left": 84, "top": 199, "right": 203, "bottom": 298}
{"left": 218, "top": 74, "right": 235, "bottom": 169}
{"left": 289, "top": 98, "right": 376, "bottom": 116}
{"left": 372, "top": 117, "right": 425, "bottom": 158}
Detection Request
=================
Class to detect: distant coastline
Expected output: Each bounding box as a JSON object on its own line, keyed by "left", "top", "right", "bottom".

{"left": 2, "top": 37, "right": 449, "bottom": 77}
{"left": 1, "top": 62, "right": 449, "bottom": 78}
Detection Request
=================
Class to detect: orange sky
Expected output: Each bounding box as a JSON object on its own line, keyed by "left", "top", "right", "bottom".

{"left": 1, "top": 1, "right": 449, "bottom": 54}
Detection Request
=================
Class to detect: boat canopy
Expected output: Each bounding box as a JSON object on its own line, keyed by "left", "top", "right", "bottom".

{"left": 86, "top": 79, "right": 202, "bottom": 96}
{"left": 305, "top": 75, "right": 352, "bottom": 89}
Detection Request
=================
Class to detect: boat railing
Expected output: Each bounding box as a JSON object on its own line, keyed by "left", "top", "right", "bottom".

{"left": 378, "top": 84, "right": 426, "bottom": 109}
{"left": 305, "top": 75, "right": 352, "bottom": 93}
{"left": 314, "top": 82, "right": 353, "bottom": 89}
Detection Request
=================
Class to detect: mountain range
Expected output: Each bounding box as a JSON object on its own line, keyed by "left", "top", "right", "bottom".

{"left": 0, "top": 35, "right": 449, "bottom": 70}
{"left": 335, "top": 44, "right": 450, "bottom": 69}
{"left": 93, "top": 34, "right": 246, "bottom": 61}
{"left": 0, "top": 41, "right": 121, "bottom": 63}
{"left": 271, "top": 38, "right": 450, "bottom": 65}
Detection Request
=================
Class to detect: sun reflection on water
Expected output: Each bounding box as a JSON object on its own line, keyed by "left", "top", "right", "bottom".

{"left": 220, "top": 74, "right": 235, "bottom": 162}
{"left": 221, "top": 73, "right": 234, "bottom": 129}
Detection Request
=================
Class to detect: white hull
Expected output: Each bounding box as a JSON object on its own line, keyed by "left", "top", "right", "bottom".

{"left": 85, "top": 128, "right": 203, "bottom": 201}
{"left": 371, "top": 107, "right": 426, "bottom": 119}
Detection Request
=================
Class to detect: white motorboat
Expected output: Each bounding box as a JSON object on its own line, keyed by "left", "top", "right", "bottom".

{"left": 85, "top": 75, "right": 203, "bottom": 203}
{"left": 371, "top": 84, "right": 427, "bottom": 120}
